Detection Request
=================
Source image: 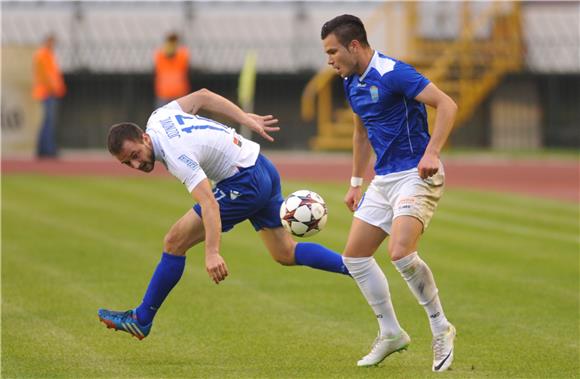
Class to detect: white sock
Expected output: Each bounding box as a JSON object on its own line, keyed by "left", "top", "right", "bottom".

{"left": 343, "top": 256, "right": 403, "bottom": 338}
{"left": 393, "top": 252, "right": 449, "bottom": 335}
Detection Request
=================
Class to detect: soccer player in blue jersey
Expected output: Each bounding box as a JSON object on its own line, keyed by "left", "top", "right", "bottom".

{"left": 320, "top": 15, "right": 457, "bottom": 372}
{"left": 98, "top": 88, "right": 349, "bottom": 340}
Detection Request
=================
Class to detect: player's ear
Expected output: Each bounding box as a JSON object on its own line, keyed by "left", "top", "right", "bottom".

{"left": 347, "top": 40, "right": 359, "bottom": 53}
{"left": 142, "top": 133, "right": 152, "bottom": 146}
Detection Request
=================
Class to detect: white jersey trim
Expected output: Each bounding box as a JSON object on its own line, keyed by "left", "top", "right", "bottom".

{"left": 359, "top": 51, "right": 396, "bottom": 82}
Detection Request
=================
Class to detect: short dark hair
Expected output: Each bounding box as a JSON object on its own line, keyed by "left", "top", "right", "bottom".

{"left": 321, "top": 14, "right": 369, "bottom": 48}
{"left": 107, "top": 122, "right": 144, "bottom": 155}
{"left": 166, "top": 33, "right": 179, "bottom": 43}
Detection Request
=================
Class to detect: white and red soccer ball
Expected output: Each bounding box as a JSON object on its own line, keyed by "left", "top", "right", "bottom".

{"left": 280, "top": 190, "right": 328, "bottom": 237}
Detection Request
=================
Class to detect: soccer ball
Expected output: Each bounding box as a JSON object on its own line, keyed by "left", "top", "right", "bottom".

{"left": 280, "top": 190, "right": 328, "bottom": 237}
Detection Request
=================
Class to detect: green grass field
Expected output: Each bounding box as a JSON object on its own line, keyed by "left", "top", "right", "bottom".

{"left": 2, "top": 174, "right": 579, "bottom": 378}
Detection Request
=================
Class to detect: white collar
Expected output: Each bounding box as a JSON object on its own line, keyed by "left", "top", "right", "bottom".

{"left": 148, "top": 132, "right": 164, "bottom": 162}
{"left": 358, "top": 50, "right": 378, "bottom": 82}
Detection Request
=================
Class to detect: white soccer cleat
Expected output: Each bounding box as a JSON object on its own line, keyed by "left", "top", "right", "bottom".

{"left": 357, "top": 330, "right": 411, "bottom": 367}
{"left": 432, "top": 323, "right": 456, "bottom": 372}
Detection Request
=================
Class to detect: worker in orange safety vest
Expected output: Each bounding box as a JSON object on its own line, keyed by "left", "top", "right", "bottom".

{"left": 154, "top": 33, "right": 191, "bottom": 108}
{"left": 32, "top": 34, "right": 66, "bottom": 158}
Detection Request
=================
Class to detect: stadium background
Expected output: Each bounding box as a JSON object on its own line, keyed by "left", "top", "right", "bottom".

{"left": 2, "top": 1, "right": 579, "bottom": 378}
{"left": 2, "top": 1, "right": 579, "bottom": 152}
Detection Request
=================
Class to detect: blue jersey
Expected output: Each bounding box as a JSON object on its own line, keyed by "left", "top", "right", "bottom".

{"left": 344, "top": 51, "right": 430, "bottom": 175}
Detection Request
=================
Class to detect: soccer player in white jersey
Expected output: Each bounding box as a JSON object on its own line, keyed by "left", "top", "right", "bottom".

{"left": 320, "top": 15, "right": 457, "bottom": 372}
{"left": 98, "top": 88, "right": 349, "bottom": 340}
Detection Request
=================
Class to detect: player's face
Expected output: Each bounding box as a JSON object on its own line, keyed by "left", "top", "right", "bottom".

{"left": 115, "top": 134, "right": 155, "bottom": 173}
{"left": 323, "top": 33, "right": 357, "bottom": 77}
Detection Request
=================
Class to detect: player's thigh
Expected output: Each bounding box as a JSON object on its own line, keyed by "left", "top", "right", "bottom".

{"left": 164, "top": 208, "right": 205, "bottom": 255}
{"left": 248, "top": 155, "right": 285, "bottom": 231}
{"left": 258, "top": 227, "right": 296, "bottom": 265}
{"left": 343, "top": 217, "right": 387, "bottom": 258}
{"left": 391, "top": 167, "right": 444, "bottom": 232}
{"left": 388, "top": 215, "right": 423, "bottom": 261}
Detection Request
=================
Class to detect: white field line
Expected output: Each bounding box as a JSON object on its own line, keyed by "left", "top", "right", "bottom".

{"left": 442, "top": 197, "right": 578, "bottom": 228}
{"left": 4, "top": 202, "right": 368, "bottom": 341}
{"left": 6, "top": 179, "right": 178, "bottom": 229}
{"left": 86, "top": 178, "right": 190, "bottom": 209}
{"left": 4, "top": 244, "right": 110, "bottom": 304}
{"left": 445, "top": 189, "right": 579, "bottom": 213}
{"left": 3, "top": 202, "right": 152, "bottom": 254}
{"left": 320, "top": 188, "right": 578, "bottom": 243}
{"left": 436, "top": 210, "right": 579, "bottom": 244}
{"left": 433, "top": 249, "right": 579, "bottom": 300}
{"left": 2, "top": 301, "right": 131, "bottom": 376}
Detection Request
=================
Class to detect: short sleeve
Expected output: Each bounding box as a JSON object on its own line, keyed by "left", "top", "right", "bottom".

{"left": 166, "top": 152, "right": 207, "bottom": 193}
{"left": 163, "top": 101, "right": 183, "bottom": 112}
{"left": 385, "top": 62, "right": 430, "bottom": 99}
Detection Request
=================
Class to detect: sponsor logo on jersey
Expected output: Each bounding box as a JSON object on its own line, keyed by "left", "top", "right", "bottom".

{"left": 370, "top": 85, "right": 379, "bottom": 102}
{"left": 178, "top": 154, "right": 199, "bottom": 171}
{"left": 396, "top": 197, "right": 416, "bottom": 211}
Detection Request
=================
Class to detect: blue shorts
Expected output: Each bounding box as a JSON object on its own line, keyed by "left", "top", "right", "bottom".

{"left": 193, "top": 154, "right": 284, "bottom": 232}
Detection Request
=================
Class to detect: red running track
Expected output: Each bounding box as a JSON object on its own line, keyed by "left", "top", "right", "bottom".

{"left": 2, "top": 153, "right": 578, "bottom": 202}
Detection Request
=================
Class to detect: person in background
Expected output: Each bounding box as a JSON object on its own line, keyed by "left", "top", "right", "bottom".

{"left": 154, "top": 33, "right": 191, "bottom": 108}
{"left": 32, "top": 34, "right": 66, "bottom": 158}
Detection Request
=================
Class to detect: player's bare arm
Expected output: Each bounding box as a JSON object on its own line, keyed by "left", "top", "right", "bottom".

{"left": 176, "top": 88, "right": 280, "bottom": 142}
{"left": 345, "top": 114, "right": 372, "bottom": 212}
{"left": 191, "top": 178, "right": 229, "bottom": 284}
{"left": 415, "top": 83, "right": 458, "bottom": 179}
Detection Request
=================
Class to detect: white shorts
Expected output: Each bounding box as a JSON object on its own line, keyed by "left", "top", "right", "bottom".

{"left": 354, "top": 164, "right": 445, "bottom": 234}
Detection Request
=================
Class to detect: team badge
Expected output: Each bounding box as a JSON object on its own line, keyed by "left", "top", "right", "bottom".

{"left": 370, "top": 85, "right": 379, "bottom": 102}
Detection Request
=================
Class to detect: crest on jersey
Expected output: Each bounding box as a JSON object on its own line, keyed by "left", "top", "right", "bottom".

{"left": 370, "top": 86, "right": 379, "bottom": 103}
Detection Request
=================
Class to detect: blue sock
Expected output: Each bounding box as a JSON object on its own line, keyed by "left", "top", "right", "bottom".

{"left": 135, "top": 252, "right": 185, "bottom": 326}
{"left": 294, "top": 242, "right": 350, "bottom": 275}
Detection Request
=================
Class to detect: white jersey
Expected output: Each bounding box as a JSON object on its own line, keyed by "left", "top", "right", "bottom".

{"left": 146, "top": 101, "right": 260, "bottom": 192}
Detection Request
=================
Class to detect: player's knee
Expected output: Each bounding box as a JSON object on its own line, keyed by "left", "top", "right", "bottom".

{"left": 388, "top": 240, "right": 414, "bottom": 261}
{"left": 271, "top": 245, "right": 296, "bottom": 266}
{"left": 274, "top": 256, "right": 294, "bottom": 266}
{"left": 163, "top": 230, "right": 187, "bottom": 256}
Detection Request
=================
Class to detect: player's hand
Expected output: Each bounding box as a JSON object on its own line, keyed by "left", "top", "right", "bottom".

{"left": 417, "top": 151, "right": 440, "bottom": 179}
{"left": 205, "top": 253, "right": 229, "bottom": 284}
{"left": 244, "top": 113, "right": 280, "bottom": 142}
{"left": 344, "top": 186, "right": 362, "bottom": 212}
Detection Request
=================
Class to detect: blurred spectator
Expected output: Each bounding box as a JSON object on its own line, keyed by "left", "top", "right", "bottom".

{"left": 154, "top": 33, "right": 191, "bottom": 108}
{"left": 32, "top": 34, "right": 66, "bottom": 158}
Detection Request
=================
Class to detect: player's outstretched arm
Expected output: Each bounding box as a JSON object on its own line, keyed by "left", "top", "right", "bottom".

{"left": 415, "top": 83, "right": 458, "bottom": 179}
{"left": 191, "top": 178, "right": 229, "bottom": 284}
{"left": 176, "top": 88, "right": 280, "bottom": 142}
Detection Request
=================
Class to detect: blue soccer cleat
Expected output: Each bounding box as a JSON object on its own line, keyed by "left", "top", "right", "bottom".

{"left": 98, "top": 308, "right": 152, "bottom": 340}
